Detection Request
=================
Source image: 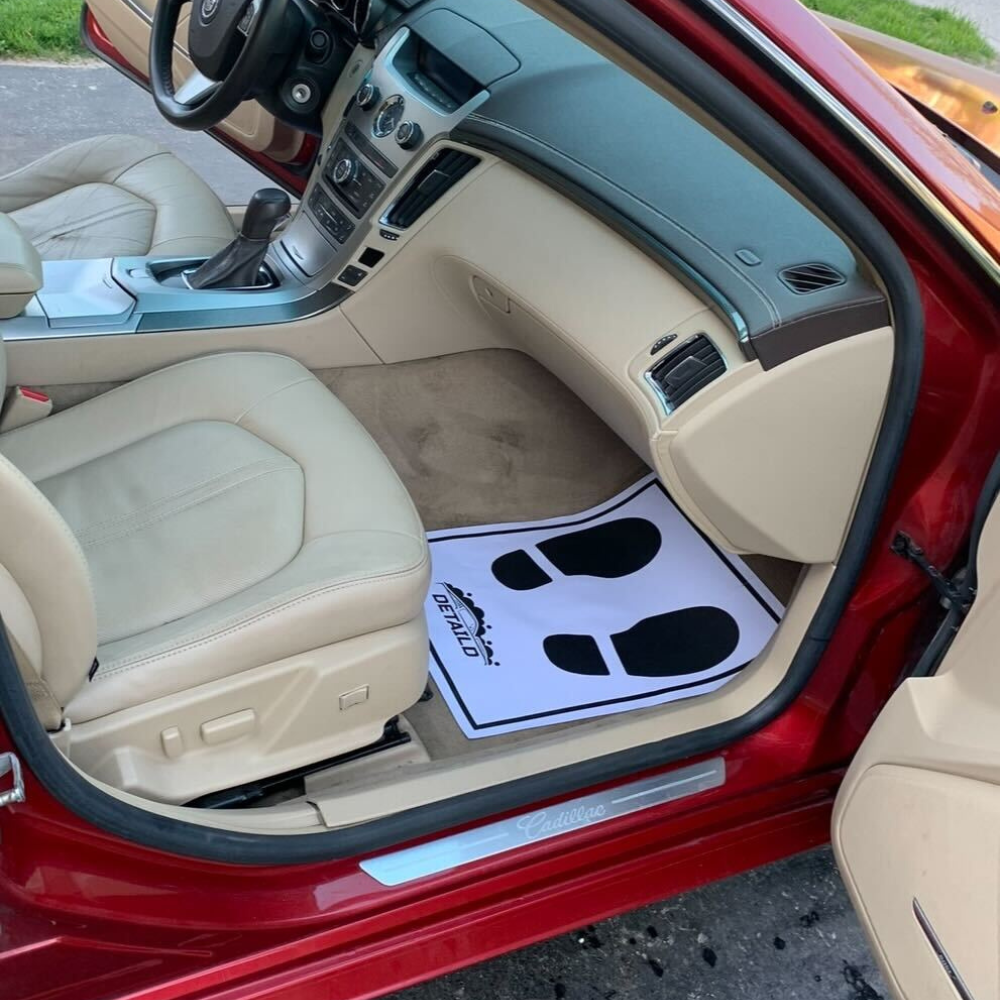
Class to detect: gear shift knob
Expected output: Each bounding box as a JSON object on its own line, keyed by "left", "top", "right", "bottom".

{"left": 241, "top": 188, "right": 292, "bottom": 241}
{"left": 186, "top": 187, "right": 291, "bottom": 290}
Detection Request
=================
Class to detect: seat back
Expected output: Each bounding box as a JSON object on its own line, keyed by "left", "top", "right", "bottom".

{"left": 0, "top": 332, "right": 98, "bottom": 717}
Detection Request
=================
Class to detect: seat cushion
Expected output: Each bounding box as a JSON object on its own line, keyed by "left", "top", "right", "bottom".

{"left": 0, "top": 135, "right": 236, "bottom": 261}
{"left": 37, "top": 421, "right": 306, "bottom": 645}
{"left": 0, "top": 353, "right": 430, "bottom": 723}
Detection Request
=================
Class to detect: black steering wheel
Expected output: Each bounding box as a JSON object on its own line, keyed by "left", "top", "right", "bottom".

{"left": 150, "top": 0, "right": 291, "bottom": 130}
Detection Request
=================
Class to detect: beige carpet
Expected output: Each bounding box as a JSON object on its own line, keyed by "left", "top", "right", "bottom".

{"left": 317, "top": 350, "right": 799, "bottom": 599}
{"left": 315, "top": 349, "right": 650, "bottom": 531}
{"left": 317, "top": 348, "right": 799, "bottom": 759}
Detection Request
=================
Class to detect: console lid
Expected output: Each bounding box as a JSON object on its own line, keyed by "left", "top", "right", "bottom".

{"left": 0, "top": 215, "right": 42, "bottom": 320}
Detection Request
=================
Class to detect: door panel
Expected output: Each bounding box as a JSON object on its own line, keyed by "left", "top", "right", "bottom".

{"left": 86, "top": 0, "right": 304, "bottom": 162}
{"left": 834, "top": 497, "right": 1000, "bottom": 1000}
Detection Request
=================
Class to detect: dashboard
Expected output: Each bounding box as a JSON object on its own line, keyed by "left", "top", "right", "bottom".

{"left": 281, "top": 0, "right": 887, "bottom": 371}
{"left": 270, "top": 0, "right": 895, "bottom": 565}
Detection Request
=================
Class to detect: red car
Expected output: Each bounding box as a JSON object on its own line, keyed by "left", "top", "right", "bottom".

{"left": 1, "top": 1, "right": 998, "bottom": 999}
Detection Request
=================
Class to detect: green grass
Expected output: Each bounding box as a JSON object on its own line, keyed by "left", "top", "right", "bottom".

{"left": 0, "top": 0, "right": 994, "bottom": 65}
{"left": 804, "top": 0, "right": 996, "bottom": 64}
{"left": 0, "top": 0, "right": 86, "bottom": 61}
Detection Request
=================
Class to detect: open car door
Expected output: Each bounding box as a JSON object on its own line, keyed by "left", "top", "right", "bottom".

{"left": 82, "top": 0, "right": 307, "bottom": 168}
{"left": 834, "top": 460, "right": 1000, "bottom": 1000}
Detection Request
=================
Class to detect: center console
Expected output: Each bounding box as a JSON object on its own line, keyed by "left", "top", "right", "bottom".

{"left": 3, "top": 13, "right": 517, "bottom": 342}
{"left": 276, "top": 23, "right": 495, "bottom": 285}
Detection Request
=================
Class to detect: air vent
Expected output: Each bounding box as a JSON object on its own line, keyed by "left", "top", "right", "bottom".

{"left": 384, "top": 149, "right": 480, "bottom": 229}
{"left": 646, "top": 334, "right": 725, "bottom": 412}
{"left": 779, "top": 262, "right": 846, "bottom": 294}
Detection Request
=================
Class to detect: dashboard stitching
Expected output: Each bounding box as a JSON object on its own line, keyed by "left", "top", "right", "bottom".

{"left": 467, "top": 113, "right": 783, "bottom": 331}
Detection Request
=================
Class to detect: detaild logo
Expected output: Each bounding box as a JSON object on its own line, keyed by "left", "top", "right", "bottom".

{"left": 431, "top": 582, "right": 498, "bottom": 665}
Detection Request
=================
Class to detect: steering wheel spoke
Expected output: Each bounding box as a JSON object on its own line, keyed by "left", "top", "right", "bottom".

{"left": 174, "top": 69, "right": 221, "bottom": 107}
{"left": 237, "top": 0, "right": 262, "bottom": 36}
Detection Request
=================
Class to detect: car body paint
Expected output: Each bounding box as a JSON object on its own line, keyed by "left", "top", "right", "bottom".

{"left": 3, "top": 3, "right": 1000, "bottom": 999}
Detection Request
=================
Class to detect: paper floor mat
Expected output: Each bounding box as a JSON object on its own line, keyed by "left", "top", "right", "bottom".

{"left": 425, "top": 475, "right": 784, "bottom": 739}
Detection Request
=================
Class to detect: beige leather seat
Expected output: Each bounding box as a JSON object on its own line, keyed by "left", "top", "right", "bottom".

{"left": 0, "top": 348, "right": 431, "bottom": 803}
{"left": 0, "top": 134, "right": 236, "bottom": 261}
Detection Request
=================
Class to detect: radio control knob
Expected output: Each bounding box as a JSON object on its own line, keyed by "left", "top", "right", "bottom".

{"left": 356, "top": 82, "right": 380, "bottom": 110}
{"left": 332, "top": 157, "right": 356, "bottom": 186}
{"left": 396, "top": 120, "right": 422, "bottom": 150}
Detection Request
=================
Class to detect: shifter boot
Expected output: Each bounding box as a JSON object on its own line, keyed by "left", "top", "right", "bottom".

{"left": 188, "top": 188, "right": 291, "bottom": 290}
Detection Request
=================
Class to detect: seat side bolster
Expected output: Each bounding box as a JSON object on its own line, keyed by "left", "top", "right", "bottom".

{"left": 0, "top": 454, "right": 98, "bottom": 707}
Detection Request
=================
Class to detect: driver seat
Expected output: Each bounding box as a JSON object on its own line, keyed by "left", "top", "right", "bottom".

{"left": 0, "top": 345, "right": 431, "bottom": 804}
{"left": 0, "top": 134, "right": 236, "bottom": 261}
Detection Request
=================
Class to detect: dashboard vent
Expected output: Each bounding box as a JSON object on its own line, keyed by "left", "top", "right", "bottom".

{"left": 385, "top": 149, "right": 480, "bottom": 229}
{"left": 779, "top": 262, "right": 846, "bottom": 294}
{"left": 647, "top": 334, "right": 725, "bottom": 412}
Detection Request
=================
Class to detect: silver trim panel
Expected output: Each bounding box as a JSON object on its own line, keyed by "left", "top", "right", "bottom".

{"left": 282, "top": 27, "right": 489, "bottom": 283}
{"left": 359, "top": 757, "right": 725, "bottom": 886}
{"left": 175, "top": 69, "right": 218, "bottom": 106}
{"left": 1, "top": 255, "right": 345, "bottom": 341}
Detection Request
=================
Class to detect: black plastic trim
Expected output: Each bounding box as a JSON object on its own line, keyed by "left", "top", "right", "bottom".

{"left": 0, "top": 0, "right": 923, "bottom": 865}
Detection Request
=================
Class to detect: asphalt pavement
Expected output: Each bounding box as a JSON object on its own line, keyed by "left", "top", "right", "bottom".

{"left": 387, "top": 848, "right": 886, "bottom": 1000}
{"left": 0, "top": 58, "right": 889, "bottom": 1000}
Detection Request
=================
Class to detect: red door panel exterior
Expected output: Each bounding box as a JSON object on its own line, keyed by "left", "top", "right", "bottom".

{"left": 3, "top": 2, "right": 1000, "bottom": 998}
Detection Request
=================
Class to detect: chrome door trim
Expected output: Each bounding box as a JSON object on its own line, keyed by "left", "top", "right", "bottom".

{"left": 0, "top": 753, "right": 26, "bottom": 808}
{"left": 118, "top": 0, "right": 153, "bottom": 25}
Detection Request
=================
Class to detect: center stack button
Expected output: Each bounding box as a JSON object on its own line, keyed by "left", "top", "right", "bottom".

{"left": 332, "top": 157, "right": 357, "bottom": 186}
{"left": 356, "top": 82, "right": 380, "bottom": 110}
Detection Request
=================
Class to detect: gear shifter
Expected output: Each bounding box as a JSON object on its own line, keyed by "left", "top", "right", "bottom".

{"left": 187, "top": 188, "right": 291, "bottom": 290}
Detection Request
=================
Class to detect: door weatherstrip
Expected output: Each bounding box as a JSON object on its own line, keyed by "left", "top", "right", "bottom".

{"left": 360, "top": 757, "right": 725, "bottom": 886}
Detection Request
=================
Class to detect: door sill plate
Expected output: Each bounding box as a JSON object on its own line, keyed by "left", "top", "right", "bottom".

{"left": 360, "top": 757, "right": 725, "bottom": 886}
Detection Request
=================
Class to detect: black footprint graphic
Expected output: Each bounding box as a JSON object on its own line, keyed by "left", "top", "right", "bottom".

{"left": 543, "top": 607, "right": 740, "bottom": 678}
{"left": 491, "top": 517, "right": 662, "bottom": 591}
